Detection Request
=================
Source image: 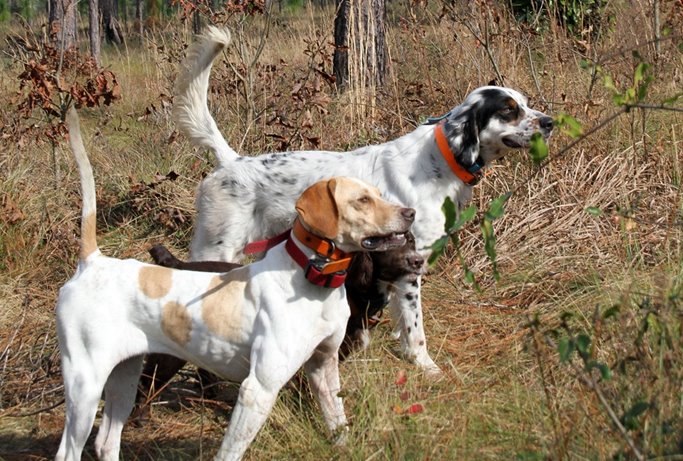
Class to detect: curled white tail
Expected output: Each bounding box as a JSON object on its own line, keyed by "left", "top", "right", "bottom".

{"left": 65, "top": 107, "right": 100, "bottom": 261}
{"left": 173, "top": 26, "right": 238, "bottom": 165}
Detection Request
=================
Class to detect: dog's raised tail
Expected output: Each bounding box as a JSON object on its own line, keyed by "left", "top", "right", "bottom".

{"left": 173, "top": 26, "right": 237, "bottom": 166}
{"left": 65, "top": 107, "right": 100, "bottom": 262}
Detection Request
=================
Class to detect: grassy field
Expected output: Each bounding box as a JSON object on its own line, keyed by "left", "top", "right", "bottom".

{"left": 1, "top": 1, "right": 682, "bottom": 460}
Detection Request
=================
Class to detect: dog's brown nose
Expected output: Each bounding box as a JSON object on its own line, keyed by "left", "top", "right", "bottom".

{"left": 407, "top": 253, "right": 424, "bottom": 270}
{"left": 401, "top": 208, "right": 416, "bottom": 222}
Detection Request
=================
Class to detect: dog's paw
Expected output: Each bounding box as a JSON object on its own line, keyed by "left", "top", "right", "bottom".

{"left": 423, "top": 362, "right": 444, "bottom": 380}
{"left": 413, "top": 353, "right": 443, "bottom": 379}
{"left": 332, "top": 426, "right": 350, "bottom": 446}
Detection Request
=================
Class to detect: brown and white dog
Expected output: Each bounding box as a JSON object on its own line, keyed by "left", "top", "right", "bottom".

{"left": 134, "top": 234, "right": 424, "bottom": 416}
{"left": 55, "top": 107, "right": 414, "bottom": 461}
{"left": 173, "top": 27, "right": 554, "bottom": 375}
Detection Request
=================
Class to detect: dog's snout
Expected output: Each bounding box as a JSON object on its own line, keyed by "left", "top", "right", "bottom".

{"left": 407, "top": 253, "right": 424, "bottom": 270}
{"left": 539, "top": 116, "right": 554, "bottom": 131}
{"left": 401, "top": 208, "right": 416, "bottom": 222}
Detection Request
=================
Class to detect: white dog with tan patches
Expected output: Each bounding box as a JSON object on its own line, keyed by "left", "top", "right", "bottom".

{"left": 55, "top": 107, "right": 414, "bottom": 461}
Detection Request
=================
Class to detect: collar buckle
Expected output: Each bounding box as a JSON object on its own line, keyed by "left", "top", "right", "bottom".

{"left": 304, "top": 256, "right": 347, "bottom": 288}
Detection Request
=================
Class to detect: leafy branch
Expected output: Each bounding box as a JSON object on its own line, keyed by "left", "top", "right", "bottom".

{"left": 527, "top": 306, "right": 647, "bottom": 461}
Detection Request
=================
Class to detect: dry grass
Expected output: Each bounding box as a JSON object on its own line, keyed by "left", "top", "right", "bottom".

{"left": 1, "top": 1, "right": 682, "bottom": 459}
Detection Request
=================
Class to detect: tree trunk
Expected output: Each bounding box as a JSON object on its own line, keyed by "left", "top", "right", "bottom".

{"left": 333, "top": 0, "right": 350, "bottom": 89}
{"left": 333, "top": 0, "right": 386, "bottom": 91}
{"left": 192, "top": 9, "right": 201, "bottom": 34}
{"left": 49, "top": 0, "right": 77, "bottom": 50}
{"left": 100, "top": 0, "right": 124, "bottom": 45}
{"left": 89, "top": 0, "right": 101, "bottom": 65}
{"left": 135, "top": 0, "right": 144, "bottom": 38}
{"left": 368, "top": 0, "right": 386, "bottom": 86}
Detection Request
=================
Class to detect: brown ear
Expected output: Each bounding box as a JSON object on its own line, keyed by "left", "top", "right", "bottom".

{"left": 295, "top": 178, "right": 339, "bottom": 239}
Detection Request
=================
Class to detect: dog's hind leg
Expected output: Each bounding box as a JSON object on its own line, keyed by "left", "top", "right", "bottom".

{"left": 55, "top": 357, "right": 107, "bottom": 461}
{"left": 385, "top": 276, "right": 442, "bottom": 377}
{"left": 95, "top": 355, "right": 144, "bottom": 461}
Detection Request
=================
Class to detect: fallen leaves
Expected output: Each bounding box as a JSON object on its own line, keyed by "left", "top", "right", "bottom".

{"left": 391, "top": 369, "right": 425, "bottom": 416}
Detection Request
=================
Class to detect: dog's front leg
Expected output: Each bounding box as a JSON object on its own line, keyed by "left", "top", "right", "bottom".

{"left": 214, "top": 333, "right": 298, "bottom": 461}
{"left": 385, "top": 276, "right": 442, "bottom": 377}
{"left": 304, "top": 349, "right": 348, "bottom": 441}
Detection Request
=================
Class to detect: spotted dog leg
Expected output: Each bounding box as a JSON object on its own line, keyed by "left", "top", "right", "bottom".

{"left": 382, "top": 275, "right": 442, "bottom": 377}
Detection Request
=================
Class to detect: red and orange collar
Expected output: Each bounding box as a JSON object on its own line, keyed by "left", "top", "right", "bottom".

{"left": 243, "top": 219, "right": 352, "bottom": 288}
{"left": 434, "top": 121, "right": 485, "bottom": 186}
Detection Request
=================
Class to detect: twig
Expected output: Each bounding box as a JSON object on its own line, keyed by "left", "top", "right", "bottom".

{"left": 2, "top": 398, "right": 65, "bottom": 417}
{"left": 538, "top": 332, "right": 645, "bottom": 461}
{"left": 509, "top": 107, "right": 628, "bottom": 197}
{"left": 625, "top": 103, "right": 683, "bottom": 113}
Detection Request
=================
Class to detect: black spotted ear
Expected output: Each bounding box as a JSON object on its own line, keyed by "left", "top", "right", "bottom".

{"left": 445, "top": 108, "right": 480, "bottom": 168}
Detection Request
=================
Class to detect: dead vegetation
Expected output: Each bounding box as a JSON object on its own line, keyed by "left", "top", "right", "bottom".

{"left": 0, "top": 1, "right": 681, "bottom": 459}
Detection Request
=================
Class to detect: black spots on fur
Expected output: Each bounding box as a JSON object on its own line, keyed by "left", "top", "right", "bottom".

{"left": 221, "top": 179, "right": 239, "bottom": 189}
{"left": 235, "top": 157, "right": 244, "bottom": 162}
{"left": 419, "top": 340, "right": 425, "bottom": 346}
{"left": 407, "top": 327, "right": 412, "bottom": 334}
{"left": 261, "top": 157, "right": 277, "bottom": 167}
{"left": 411, "top": 280, "right": 419, "bottom": 288}
{"left": 280, "top": 177, "right": 297, "bottom": 185}
{"left": 429, "top": 153, "right": 443, "bottom": 179}
{"left": 214, "top": 240, "right": 223, "bottom": 246}
{"left": 405, "top": 293, "right": 415, "bottom": 301}
{"left": 414, "top": 321, "right": 418, "bottom": 327}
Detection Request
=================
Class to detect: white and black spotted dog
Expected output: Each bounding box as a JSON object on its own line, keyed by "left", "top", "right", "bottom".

{"left": 174, "top": 27, "right": 554, "bottom": 375}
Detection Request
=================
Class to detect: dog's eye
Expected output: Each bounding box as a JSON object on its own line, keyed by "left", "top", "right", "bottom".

{"left": 357, "top": 196, "right": 371, "bottom": 204}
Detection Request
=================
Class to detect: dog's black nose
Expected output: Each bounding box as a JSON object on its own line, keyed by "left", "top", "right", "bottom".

{"left": 407, "top": 253, "right": 424, "bottom": 270}
{"left": 540, "top": 116, "right": 554, "bottom": 130}
{"left": 402, "top": 208, "right": 416, "bottom": 222}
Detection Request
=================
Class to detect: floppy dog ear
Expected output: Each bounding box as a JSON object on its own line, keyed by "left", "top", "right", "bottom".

{"left": 446, "top": 107, "right": 480, "bottom": 168}
{"left": 295, "top": 178, "right": 340, "bottom": 240}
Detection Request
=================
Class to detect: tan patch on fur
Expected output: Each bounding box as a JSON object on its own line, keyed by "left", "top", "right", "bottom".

{"left": 162, "top": 301, "right": 192, "bottom": 345}
{"left": 80, "top": 212, "right": 98, "bottom": 260}
{"left": 202, "top": 267, "right": 249, "bottom": 341}
{"left": 139, "top": 266, "right": 173, "bottom": 299}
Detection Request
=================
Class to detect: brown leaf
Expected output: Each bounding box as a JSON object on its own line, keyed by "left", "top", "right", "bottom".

{"left": 2, "top": 195, "right": 25, "bottom": 224}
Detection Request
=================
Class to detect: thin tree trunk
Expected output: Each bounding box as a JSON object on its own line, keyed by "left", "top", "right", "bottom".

{"left": 49, "top": 0, "right": 77, "bottom": 49}
{"left": 89, "top": 0, "right": 101, "bottom": 65}
{"left": 333, "top": 0, "right": 350, "bottom": 90}
{"left": 100, "top": 0, "right": 124, "bottom": 45}
{"left": 370, "top": 0, "right": 386, "bottom": 86}
{"left": 192, "top": 9, "right": 201, "bottom": 34}
{"left": 333, "top": 0, "right": 386, "bottom": 91}
{"left": 135, "top": 0, "right": 144, "bottom": 38}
